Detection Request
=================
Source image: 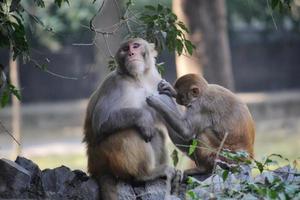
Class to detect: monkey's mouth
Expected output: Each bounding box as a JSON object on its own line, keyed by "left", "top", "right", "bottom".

{"left": 127, "top": 59, "right": 143, "bottom": 63}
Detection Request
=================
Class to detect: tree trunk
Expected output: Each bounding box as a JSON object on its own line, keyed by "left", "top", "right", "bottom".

{"left": 173, "top": 0, "right": 235, "bottom": 90}
{"left": 9, "top": 52, "right": 21, "bottom": 159}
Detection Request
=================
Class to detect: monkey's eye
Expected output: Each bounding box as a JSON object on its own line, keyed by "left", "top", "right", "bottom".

{"left": 122, "top": 46, "right": 129, "bottom": 52}
{"left": 133, "top": 43, "right": 140, "bottom": 48}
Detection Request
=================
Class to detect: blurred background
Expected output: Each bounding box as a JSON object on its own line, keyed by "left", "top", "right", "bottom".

{"left": 0, "top": 0, "right": 300, "bottom": 171}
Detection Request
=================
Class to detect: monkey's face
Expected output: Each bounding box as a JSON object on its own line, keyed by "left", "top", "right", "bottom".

{"left": 117, "top": 40, "right": 148, "bottom": 77}
{"left": 175, "top": 86, "right": 200, "bottom": 107}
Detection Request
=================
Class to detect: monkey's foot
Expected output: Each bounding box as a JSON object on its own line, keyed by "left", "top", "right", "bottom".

{"left": 183, "top": 168, "right": 212, "bottom": 182}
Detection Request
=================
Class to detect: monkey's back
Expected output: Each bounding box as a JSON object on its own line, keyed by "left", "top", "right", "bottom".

{"left": 202, "top": 85, "right": 256, "bottom": 156}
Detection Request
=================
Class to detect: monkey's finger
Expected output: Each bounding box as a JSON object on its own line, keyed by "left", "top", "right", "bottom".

{"left": 146, "top": 96, "right": 156, "bottom": 106}
{"left": 158, "top": 80, "right": 169, "bottom": 91}
{"left": 159, "top": 90, "right": 173, "bottom": 97}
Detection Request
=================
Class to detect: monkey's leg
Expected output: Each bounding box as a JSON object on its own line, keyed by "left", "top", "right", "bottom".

{"left": 136, "top": 164, "right": 178, "bottom": 200}
{"left": 183, "top": 168, "right": 212, "bottom": 182}
{"left": 98, "top": 174, "right": 118, "bottom": 200}
{"left": 98, "top": 108, "right": 155, "bottom": 142}
{"left": 147, "top": 95, "right": 194, "bottom": 140}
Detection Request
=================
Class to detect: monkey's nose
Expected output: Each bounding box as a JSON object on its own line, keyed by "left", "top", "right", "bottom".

{"left": 128, "top": 52, "right": 134, "bottom": 56}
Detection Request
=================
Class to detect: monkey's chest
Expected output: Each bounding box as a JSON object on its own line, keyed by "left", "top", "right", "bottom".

{"left": 122, "top": 85, "right": 157, "bottom": 107}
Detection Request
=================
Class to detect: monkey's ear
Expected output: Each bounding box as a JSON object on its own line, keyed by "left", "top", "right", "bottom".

{"left": 190, "top": 86, "right": 200, "bottom": 97}
{"left": 149, "top": 43, "right": 158, "bottom": 58}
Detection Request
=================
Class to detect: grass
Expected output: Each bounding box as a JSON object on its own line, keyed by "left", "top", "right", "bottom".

{"left": 30, "top": 152, "right": 87, "bottom": 171}
{"left": 29, "top": 130, "right": 300, "bottom": 173}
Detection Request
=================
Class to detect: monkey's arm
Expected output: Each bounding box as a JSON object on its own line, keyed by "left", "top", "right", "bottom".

{"left": 97, "top": 108, "right": 155, "bottom": 142}
{"left": 146, "top": 95, "right": 194, "bottom": 141}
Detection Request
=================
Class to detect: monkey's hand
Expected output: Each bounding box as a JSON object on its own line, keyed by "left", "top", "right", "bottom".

{"left": 136, "top": 124, "right": 155, "bottom": 143}
{"left": 158, "top": 80, "right": 177, "bottom": 97}
{"left": 146, "top": 94, "right": 165, "bottom": 110}
{"left": 135, "top": 110, "right": 156, "bottom": 143}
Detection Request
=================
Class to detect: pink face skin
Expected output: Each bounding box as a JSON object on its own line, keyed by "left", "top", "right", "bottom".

{"left": 122, "top": 42, "right": 144, "bottom": 63}
{"left": 118, "top": 41, "right": 147, "bottom": 76}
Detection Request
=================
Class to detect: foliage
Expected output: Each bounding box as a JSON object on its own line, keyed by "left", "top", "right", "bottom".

{"left": 0, "top": 0, "right": 70, "bottom": 107}
{"left": 102, "top": 1, "right": 195, "bottom": 71}
{"left": 185, "top": 149, "right": 300, "bottom": 200}
{"left": 1, "top": 82, "right": 21, "bottom": 107}
{"left": 188, "top": 139, "right": 198, "bottom": 156}
{"left": 270, "top": 0, "right": 293, "bottom": 12}
{"left": 136, "top": 3, "right": 195, "bottom": 56}
{"left": 24, "top": 1, "right": 97, "bottom": 50}
{"left": 227, "top": 0, "right": 300, "bottom": 33}
{"left": 0, "top": 0, "right": 194, "bottom": 104}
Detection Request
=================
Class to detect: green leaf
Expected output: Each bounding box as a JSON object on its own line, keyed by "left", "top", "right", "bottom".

{"left": 268, "top": 189, "right": 278, "bottom": 199}
{"left": 0, "top": 83, "right": 21, "bottom": 107}
{"left": 177, "top": 21, "right": 189, "bottom": 33}
{"left": 54, "top": 0, "right": 69, "bottom": 7}
{"left": 222, "top": 170, "right": 229, "bottom": 181}
{"left": 126, "top": 0, "right": 133, "bottom": 7}
{"left": 185, "top": 40, "right": 195, "bottom": 56}
{"left": 145, "top": 5, "right": 156, "bottom": 11}
{"left": 34, "top": 0, "right": 45, "bottom": 8}
{"left": 279, "top": 2, "right": 284, "bottom": 13}
{"left": 271, "top": 0, "right": 279, "bottom": 9}
{"left": 255, "top": 160, "right": 264, "bottom": 173}
{"left": 156, "top": 62, "right": 165, "bottom": 76}
{"left": 9, "top": 83, "right": 21, "bottom": 100}
{"left": 176, "top": 39, "right": 183, "bottom": 55}
{"left": 188, "top": 139, "right": 198, "bottom": 156}
{"left": 1, "top": 89, "right": 10, "bottom": 107}
{"left": 187, "top": 190, "right": 197, "bottom": 200}
{"left": 27, "top": 13, "right": 45, "bottom": 27}
{"left": 157, "top": 4, "right": 163, "bottom": 12}
{"left": 171, "top": 149, "right": 179, "bottom": 167}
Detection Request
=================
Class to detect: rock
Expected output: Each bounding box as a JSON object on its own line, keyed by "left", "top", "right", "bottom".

{"left": 15, "top": 156, "right": 41, "bottom": 177}
{"left": 0, "top": 158, "right": 31, "bottom": 198}
{"left": 78, "top": 178, "right": 99, "bottom": 200}
{"left": 273, "top": 165, "right": 300, "bottom": 182}
{"left": 117, "top": 181, "right": 136, "bottom": 200}
{"left": 41, "top": 165, "right": 100, "bottom": 199}
{"left": 15, "top": 156, "right": 45, "bottom": 198}
{"left": 133, "top": 179, "right": 167, "bottom": 200}
{"left": 42, "top": 166, "right": 75, "bottom": 195}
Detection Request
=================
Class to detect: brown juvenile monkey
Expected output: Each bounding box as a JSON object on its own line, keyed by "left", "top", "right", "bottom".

{"left": 146, "top": 74, "right": 255, "bottom": 174}
{"left": 83, "top": 38, "right": 176, "bottom": 200}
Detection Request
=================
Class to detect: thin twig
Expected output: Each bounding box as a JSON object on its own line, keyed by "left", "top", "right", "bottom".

{"left": 112, "top": 0, "right": 121, "bottom": 19}
{"left": 30, "top": 58, "right": 78, "bottom": 80}
{"left": 90, "top": 0, "right": 106, "bottom": 33}
{"left": 0, "top": 120, "right": 21, "bottom": 145}
{"left": 210, "top": 132, "right": 229, "bottom": 194}
{"left": 103, "top": 34, "right": 114, "bottom": 58}
{"left": 72, "top": 42, "right": 94, "bottom": 46}
{"left": 44, "top": 69, "right": 78, "bottom": 80}
{"left": 174, "top": 143, "right": 218, "bottom": 153}
{"left": 266, "top": 0, "right": 278, "bottom": 30}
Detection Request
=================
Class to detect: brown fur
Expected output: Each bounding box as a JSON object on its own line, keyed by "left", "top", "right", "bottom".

{"left": 175, "top": 74, "right": 255, "bottom": 172}
{"left": 83, "top": 38, "right": 170, "bottom": 200}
